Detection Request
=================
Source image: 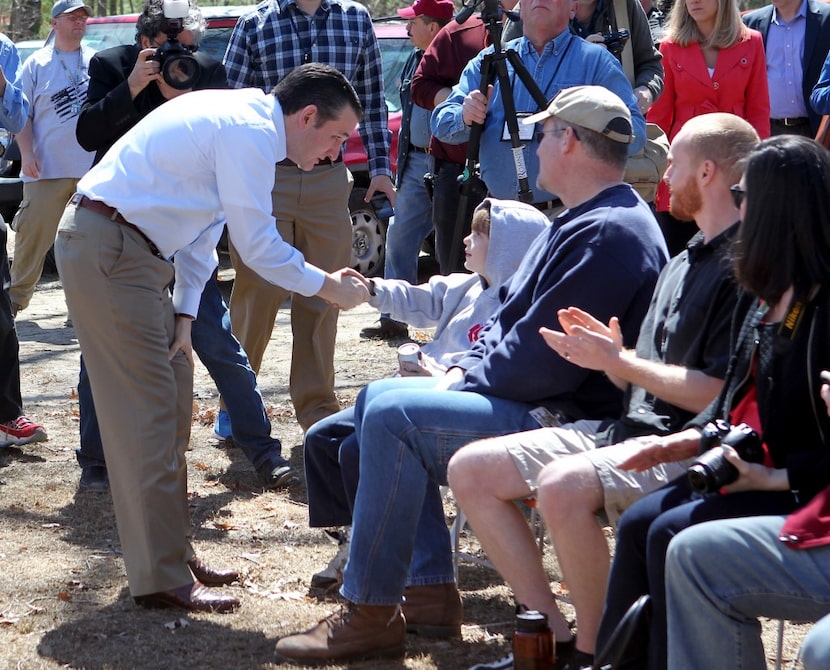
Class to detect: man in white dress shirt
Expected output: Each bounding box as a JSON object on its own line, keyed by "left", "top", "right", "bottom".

{"left": 54, "top": 63, "right": 369, "bottom": 613}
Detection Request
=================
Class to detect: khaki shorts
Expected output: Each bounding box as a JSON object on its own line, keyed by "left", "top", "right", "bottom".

{"left": 503, "top": 423, "right": 692, "bottom": 526}
{"left": 585, "top": 440, "right": 692, "bottom": 526}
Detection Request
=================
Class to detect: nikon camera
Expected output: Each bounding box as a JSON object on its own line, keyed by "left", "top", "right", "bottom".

{"left": 687, "top": 420, "right": 765, "bottom": 494}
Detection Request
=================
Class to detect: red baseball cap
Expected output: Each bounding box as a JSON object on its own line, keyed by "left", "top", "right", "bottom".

{"left": 397, "top": 0, "right": 455, "bottom": 21}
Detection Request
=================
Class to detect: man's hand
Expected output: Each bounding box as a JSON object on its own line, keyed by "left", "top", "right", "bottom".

{"left": 128, "top": 48, "right": 162, "bottom": 100}
{"left": 617, "top": 428, "right": 701, "bottom": 472}
{"left": 20, "top": 156, "right": 41, "bottom": 179}
{"left": 462, "top": 85, "right": 493, "bottom": 127}
{"left": 318, "top": 268, "right": 371, "bottom": 310}
{"left": 432, "top": 365, "right": 465, "bottom": 391}
{"left": 0, "top": 64, "right": 6, "bottom": 97}
{"left": 169, "top": 315, "right": 194, "bottom": 367}
{"left": 585, "top": 33, "right": 607, "bottom": 47}
{"left": 365, "top": 175, "right": 397, "bottom": 207}
{"left": 633, "top": 85, "right": 654, "bottom": 115}
{"left": 538, "top": 307, "right": 623, "bottom": 371}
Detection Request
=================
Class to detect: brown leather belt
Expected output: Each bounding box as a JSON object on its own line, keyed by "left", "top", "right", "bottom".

{"left": 70, "top": 193, "right": 162, "bottom": 258}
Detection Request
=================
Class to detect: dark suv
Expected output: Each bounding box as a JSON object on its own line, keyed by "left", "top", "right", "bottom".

{"left": 0, "top": 7, "right": 410, "bottom": 276}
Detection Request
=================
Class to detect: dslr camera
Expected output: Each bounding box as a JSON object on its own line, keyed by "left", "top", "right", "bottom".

{"left": 687, "top": 420, "right": 765, "bottom": 494}
{"left": 148, "top": 0, "right": 200, "bottom": 90}
{"left": 602, "top": 29, "right": 630, "bottom": 58}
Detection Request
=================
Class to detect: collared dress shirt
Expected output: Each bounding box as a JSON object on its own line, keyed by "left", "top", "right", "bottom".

{"left": 766, "top": 0, "right": 809, "bottom": 119}
{"left": 75, "top": 88, "right": 326, "bottom": 319}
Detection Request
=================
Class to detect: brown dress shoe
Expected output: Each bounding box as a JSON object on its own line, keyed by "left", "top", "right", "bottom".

{"left": 134, "top": 581, "right": 240, "bottom": 613}
{"left": 402, "top": 582, "right": 463, "bottom": 637}
{"left": 275, "top": 602, "right": 405, "bottom": 663}
{"left": 187, "top": 556, "right": 239, "bottom": 586}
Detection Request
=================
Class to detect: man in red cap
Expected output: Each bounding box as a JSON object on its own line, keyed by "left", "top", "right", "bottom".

{"left": 359, "top": 0, "right": 454, "bottom": 341}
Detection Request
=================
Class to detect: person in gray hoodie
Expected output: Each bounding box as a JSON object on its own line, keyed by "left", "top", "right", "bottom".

{"left": 303, "top": 198, "right": 550, "bottom": 597}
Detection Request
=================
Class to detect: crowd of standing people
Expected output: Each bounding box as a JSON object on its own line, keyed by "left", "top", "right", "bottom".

{"left": 2, "top": 0, "right": 830, "bottom": 666}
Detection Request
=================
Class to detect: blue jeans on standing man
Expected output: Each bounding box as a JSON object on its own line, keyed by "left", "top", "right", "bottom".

{"left": 340, "top": 376, "right": 542, "bottom": 606}
{"left": 77, "top": 272, "right": 285, "bottom": 472}
{"left": 384, "top": 151, "right": 433, "bottom": 286}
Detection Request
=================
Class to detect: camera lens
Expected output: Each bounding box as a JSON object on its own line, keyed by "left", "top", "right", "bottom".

{"left": 687, "top": 447, "right": 739, "bottom": 493}
{"left": 163, "top": 53, "right": 200, "bottom": 90}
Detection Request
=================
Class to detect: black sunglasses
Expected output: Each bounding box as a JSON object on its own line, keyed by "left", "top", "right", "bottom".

{"left": 729, "top": 184, "right": 745, "bottom": 209}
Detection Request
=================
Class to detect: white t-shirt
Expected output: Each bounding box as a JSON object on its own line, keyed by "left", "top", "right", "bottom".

{"left": 15, "top": 44, "right": 95, "bottom": 181}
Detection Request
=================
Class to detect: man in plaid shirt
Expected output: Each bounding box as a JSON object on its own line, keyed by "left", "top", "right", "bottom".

{"left": 222, "top": 0, "right": 395, "bottom": 433}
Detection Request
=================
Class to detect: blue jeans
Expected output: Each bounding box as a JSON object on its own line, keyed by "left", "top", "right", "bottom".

{"left": 598, "top": 476, "right": 800, "bottom": 670}
{"left": 666, "top": 515, "right": 830, "bottom": 670}
{"left": 304, "top": 406, "right": 359, "bottom": 528}
{"left": 340, "top": 376, "right": 541, "bottom": 605}
{"left": 77, "top": 273, "right": 283, "bottom": 471}
{"left": 384, "top": 152, "right": 433, "bottom": 286}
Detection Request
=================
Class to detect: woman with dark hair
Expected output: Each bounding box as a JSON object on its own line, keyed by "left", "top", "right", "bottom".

{"left": 646, "top": 0, "right": 769, "bottom": 254}
{"left": 594, "top": 135, "right": 830, "bottom": 670}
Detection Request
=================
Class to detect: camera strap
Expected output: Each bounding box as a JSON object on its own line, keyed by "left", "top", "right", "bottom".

{"left": 611, "top": 0, "right": 636, "bottom": 87}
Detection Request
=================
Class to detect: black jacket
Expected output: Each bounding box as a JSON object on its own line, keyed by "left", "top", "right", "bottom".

{"left": 76, "top": 43, "right": 228, "bottom": 165}
{"left": 691, "top": 287, "right": 830, "bottom": 504}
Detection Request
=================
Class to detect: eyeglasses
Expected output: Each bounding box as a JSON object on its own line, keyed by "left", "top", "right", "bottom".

{"left": 59, "top": 12, "right": 88, "bottom": 22}
{"left": 729, "top": 184, "right": 745, "bottom": 209}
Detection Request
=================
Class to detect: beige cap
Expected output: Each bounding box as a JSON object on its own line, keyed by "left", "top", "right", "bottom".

{"left": 523, "top": 85, "right": 633, "bottom": 145}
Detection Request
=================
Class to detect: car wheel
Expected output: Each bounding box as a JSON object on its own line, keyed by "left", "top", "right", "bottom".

{"left": 349, "top": 187, "right": 387, "bottom": 277}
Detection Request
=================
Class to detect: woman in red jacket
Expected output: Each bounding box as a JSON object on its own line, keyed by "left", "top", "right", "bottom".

{"left": 648, "top": 0, "right": 770, "bottom": 253}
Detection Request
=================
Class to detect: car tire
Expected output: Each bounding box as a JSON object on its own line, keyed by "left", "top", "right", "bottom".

{"left": 349, "top": 187, "right": 387, "bottom": 278}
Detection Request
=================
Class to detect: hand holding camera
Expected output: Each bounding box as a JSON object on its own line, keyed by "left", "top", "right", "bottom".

{"left": 687, "top": 421, "right": 766, "bottom": 494}
{"left": 147, "top": 0, "right": 201, "bottom": 91}
{"left": 128, "top": 48, "right": 162, "bottom": 99}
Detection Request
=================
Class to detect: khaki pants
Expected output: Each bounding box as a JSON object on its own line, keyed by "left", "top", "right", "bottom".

{"left": 228, "top": 161, "right": 352, "bottom": 430}
{"left": 55, "top": 203, "right": 194, "bottom": 596}
{"left": 10, "top": 178, "right": 79, "bottom": 311}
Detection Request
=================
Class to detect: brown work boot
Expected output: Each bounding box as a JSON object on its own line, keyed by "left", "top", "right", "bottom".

{"left": 402, "top": 582, "right": 463, "bottom": 638}
{"left": 274, "top": 602, "right": 405, "bottom": 663}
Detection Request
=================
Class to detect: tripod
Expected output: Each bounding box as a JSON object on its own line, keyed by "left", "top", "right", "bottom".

{"left": 450, "top": 0, "right": 551, "bottom": 270}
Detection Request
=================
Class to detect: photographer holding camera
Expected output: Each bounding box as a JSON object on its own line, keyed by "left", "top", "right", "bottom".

{"left": 596, "top": 135, "right": 830, "bottom": 670}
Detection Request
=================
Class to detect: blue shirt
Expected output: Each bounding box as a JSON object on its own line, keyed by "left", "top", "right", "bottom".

{"left": 766, "top": 0, "right": 809, "bottom": 118}
{"left": 222, "top": 0, "right": 391, "bottom": 178}
{"left": 431, "top": 30, "right": 645, "bottom": 203}
{"left": 0, "top": 33, "right": 27, "bottom": 133}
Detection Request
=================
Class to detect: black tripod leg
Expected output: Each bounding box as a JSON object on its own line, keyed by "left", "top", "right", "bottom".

{"left": 449, "top": 53, "right": 495, "bottom": 272}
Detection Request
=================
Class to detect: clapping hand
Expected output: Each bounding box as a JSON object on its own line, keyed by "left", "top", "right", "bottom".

{"left": 539, "top": 306, "right": 623, "bottom": 371}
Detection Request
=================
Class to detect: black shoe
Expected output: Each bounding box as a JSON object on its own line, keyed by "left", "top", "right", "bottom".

{"left": 79, "top": 465, "right": 109, "bottom": 492}
{"left": 359, "top": 317, "right": 408, "bottom": 340}
{"left": 256, "top": 458, "right": 300, "bottom": 489}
